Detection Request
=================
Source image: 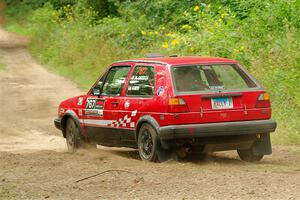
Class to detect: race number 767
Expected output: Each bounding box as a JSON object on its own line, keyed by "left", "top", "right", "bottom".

{"left": 86, "top": 99, "right": 96, "bottom": 109}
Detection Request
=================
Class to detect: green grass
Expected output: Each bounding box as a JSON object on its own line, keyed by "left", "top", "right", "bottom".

{"left": 0, "top": 189, "right": 13, "bottom": 200}
{"left": 5, "top": 23, "right": 31, "bottom": 36}
{"left": 0, "top": 63, "right": 5, "bottom": 71}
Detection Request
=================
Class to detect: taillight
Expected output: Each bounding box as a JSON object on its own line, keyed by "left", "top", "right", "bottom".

{"left": 256, "top": 93, "right": 271, "bottom": 108}
{"left": 168, "top": 97, "right": 189, "bottom": 113}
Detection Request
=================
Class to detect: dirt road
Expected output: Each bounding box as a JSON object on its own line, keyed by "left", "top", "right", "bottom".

{"left": 0, "top": 28, "right": 300, "bottom": 200}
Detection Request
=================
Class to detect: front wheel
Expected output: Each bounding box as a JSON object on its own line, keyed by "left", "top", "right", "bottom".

{"left": 65, "top": 118, "right": 81, "bottom": 152}
{"left": 65, "top": 118, "right": 96, "bottom": 152}
{"left": 138, "top": 124, "right": 159, "bottom": 162}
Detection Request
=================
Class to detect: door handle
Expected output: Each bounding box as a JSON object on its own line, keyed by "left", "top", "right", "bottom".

{"left": 111, "top": 102, "right": 119, "bottom": 105}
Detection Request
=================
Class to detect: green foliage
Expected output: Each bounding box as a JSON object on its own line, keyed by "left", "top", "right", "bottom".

{"left": 4, "top": 0, "right": 47, "bottom": 22}
{"left": 4, "top": 0, "right": 45, "bottom": 7}
{"left": 86, "top": 0, "right": 119, "bottom": 18}
{"left": 4, "top": 0, "right": 300, "bottom": 144}
{"left": 0, "top": 188, "right": 14, "bottom": 200}
{"left": 0, "top": 63, "right": 5, "bottom": 70}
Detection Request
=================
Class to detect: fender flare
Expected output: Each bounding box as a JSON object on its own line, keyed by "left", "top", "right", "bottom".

{"left": 135, "top": 115, "right": 160, "bottom": 141}
{"left": 61, "top": 110, "right": 84, "bottom": 138}
{"left": 136, "top": 115, "right": 171, "bottom": 160}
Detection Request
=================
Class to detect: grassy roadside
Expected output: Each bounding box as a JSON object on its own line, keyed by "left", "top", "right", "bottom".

{"left": 0, "top": 63, "right": 5, "bottom": 70}
{"left": 0, "top": 188, "right": 14, "bottom": 200}
{"left": 3, "top": 0, "right": 300, "bottom": 144}
{"left": 5, "top": 23, "right": 31, "bottom": 36}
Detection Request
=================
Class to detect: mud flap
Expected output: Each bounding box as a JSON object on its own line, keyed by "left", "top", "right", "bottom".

{"left": 252, "top": 133, "right": 272, "bottom": 156}
{"left": 156, "top": 141, "right": 172, "bottom": 162}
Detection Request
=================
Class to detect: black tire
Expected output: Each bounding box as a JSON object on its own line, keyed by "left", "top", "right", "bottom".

{"left": 65, "top": 118, "right": 96, "bottom": 152}
{"left": 138, "top": 124, "right": 158, "bottom": 162}
{"left": 65, "top": 118, "right": 81, "bottom": 153}
{"left": 237, "top": 149, "right": 264, "bottom": 162}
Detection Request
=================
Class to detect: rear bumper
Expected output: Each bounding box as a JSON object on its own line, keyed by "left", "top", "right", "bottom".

{"left": 158, "top": 120, "right": 277, "bottom": 140}
{"left": 54, "top": 118, "right": 61, "bottom": 130}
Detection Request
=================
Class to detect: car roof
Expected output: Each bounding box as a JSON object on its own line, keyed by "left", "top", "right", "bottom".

{"left": 116, "top": 56, "right": 238, "bottom": 65}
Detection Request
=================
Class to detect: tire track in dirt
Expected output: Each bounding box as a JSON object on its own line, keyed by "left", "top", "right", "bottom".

{"left": 0, "top": 28, "right": 82, "bottom": 152}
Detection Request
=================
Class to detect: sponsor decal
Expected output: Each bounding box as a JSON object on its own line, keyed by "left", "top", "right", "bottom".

{"left": 85, "top": 98, "right": 105, "bottom": 117}
{"left": 95, "top": 99, "right": 105, "bottom": 109}
{"left": 82, "top": 109, "right": 137, "bottom": 128}
{"left": 107, "top": 110, "right": 137, "bottom": 128}
{"left": 136, "top": 66, "right": 148, "bottom": 75}
{"left": 78, "top": 109, "right": 83, "bottom": 116}
{"left": 157, "top": 86, "right": 164, "bottom": 96}
{"left": 77, "top": 97, "right": 83, "bottom": 106}
{"left": 124, "top": 101, "right": 130, "bottom": 108}
{"left": 81, "top": 119, "right": 114, "bottom": 126}
{"left": 209, "top": 85, "right": 224, "bottom": 90}
{"left": 86, "top": 98, "right": 105, "bottom": 109}
{"left": 128, "top": 85, "right": 140, "bottom": 91}
{"left": 85, "top": 109, "right": 103, "bottom": 117}
{"left": 86, "top": 98, "right": 97, "bottom": 109}
{"left": 130, "top": 75, "right": 149, "bottom": 82}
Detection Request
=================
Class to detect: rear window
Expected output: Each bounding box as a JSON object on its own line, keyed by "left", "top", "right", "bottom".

{"left": 172, "top": 64, "right": 257, "bottom": 92}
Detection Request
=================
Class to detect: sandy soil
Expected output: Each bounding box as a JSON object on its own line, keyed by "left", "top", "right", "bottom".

{"left": 0, "top": 28, "right": 300, "bottom": 200}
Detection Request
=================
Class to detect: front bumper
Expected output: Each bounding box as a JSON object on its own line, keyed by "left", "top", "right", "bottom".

{"left": 158, "top": 120, "right": 277, "bottom": 140}
{"left": 54, "top": 118, "right": 62, "bottom": 130}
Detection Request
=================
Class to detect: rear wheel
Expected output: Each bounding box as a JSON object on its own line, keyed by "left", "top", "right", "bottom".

{"left": 237, "top": 148, "right": 264, "bottom": 162}
{"left": 138, "top": 124, "right": 158, "bottom": 162}
{"left": 65, "top": 118, "right": 96, "bottom": 152}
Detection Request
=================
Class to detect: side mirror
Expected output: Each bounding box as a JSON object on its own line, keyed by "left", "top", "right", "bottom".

{"left": 92, "top": 87, "right": 101, "bottom": 96}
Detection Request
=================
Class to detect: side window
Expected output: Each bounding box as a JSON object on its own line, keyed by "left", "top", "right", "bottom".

{"left": 97, "top": 71, "right": 107, "bottom": 87}
{"left": 127, "top": 66, "right": 155, "bottom": 96}
{"left": 101, "top": 66, "right": 131, "bottom": 96}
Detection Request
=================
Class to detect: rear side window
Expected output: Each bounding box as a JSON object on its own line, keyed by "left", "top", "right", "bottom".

{"left": 172, "top": 64, "right": 257, "bottom": 92}
{"left": 126, "top": 66, "right": 155, "bottom": 96}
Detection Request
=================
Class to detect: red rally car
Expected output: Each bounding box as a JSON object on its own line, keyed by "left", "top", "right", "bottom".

{"left": 54, "top": 56, "right": 277, "bottom": 162}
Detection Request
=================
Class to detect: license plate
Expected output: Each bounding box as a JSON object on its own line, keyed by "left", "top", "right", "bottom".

{"left": 211, "top": 97, "right": 233, "bottom": 109}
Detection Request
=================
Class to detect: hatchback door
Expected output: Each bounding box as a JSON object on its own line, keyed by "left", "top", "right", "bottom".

{"left": 170, "top": 64, "right": 272, "bottom": 124}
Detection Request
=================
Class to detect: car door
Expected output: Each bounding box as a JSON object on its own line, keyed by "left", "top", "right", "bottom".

{"left": 119, "top": 64, "right": 156, "bottom": 145}
{"left": 83, "top": 65, "right": 131, "bottom": 145}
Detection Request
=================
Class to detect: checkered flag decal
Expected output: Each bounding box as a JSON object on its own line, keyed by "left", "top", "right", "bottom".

{"left": 108, "top": 110, "right": 137, "bottom": 128}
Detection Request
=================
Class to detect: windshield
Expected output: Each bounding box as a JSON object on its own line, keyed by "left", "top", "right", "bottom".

{"left": 172, "top": 64, "right": 257, "bottom": 92}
